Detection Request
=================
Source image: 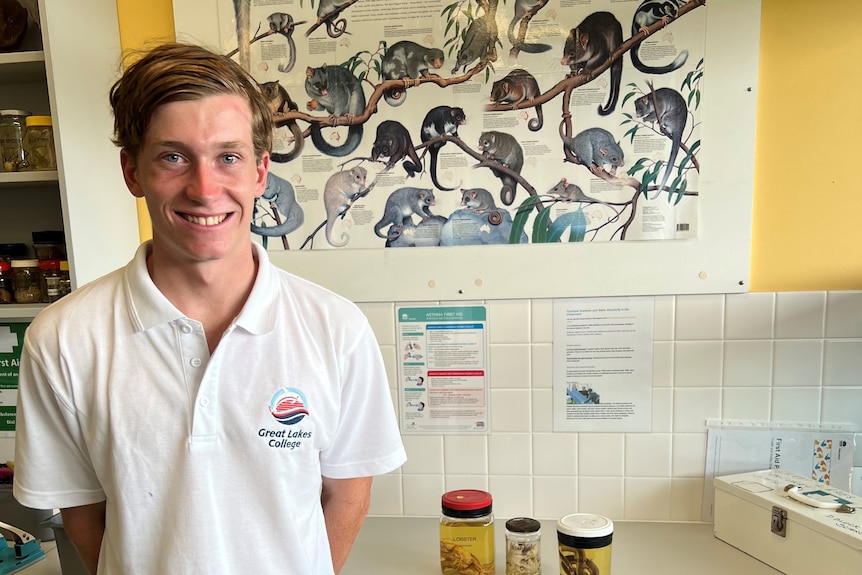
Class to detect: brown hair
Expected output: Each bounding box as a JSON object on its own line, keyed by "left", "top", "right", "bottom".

{"left": 109, "top": 42, "right": 273, "bottom": 161}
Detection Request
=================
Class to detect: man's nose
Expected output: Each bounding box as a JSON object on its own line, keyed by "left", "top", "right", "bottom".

{"left": 186, "top": 162, "right": 220, "bottom": 199}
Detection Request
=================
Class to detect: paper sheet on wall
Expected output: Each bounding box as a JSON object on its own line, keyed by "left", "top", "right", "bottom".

{"left": 552, "top": 297, "right": 653, "bottom": 432}
{"left": 396, "top": 305, "right": 489, "bottom": 433}
{"left": 701, "top": 425, "right": 856, "bottom": 521}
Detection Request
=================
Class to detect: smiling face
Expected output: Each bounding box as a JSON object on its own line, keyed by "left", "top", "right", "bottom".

{"left": 121, "top": 94, "right": 269, "bottom": 271}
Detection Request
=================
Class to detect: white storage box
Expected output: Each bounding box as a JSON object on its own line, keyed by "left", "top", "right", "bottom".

{"left": 714, "top": 469, "right": 861, "bottom": 575}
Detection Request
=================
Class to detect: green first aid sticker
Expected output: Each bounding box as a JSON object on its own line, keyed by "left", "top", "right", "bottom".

{"left": 0, "top": 322, "right": 28, "bottom": 389}
{"left": 0, "top": 322, "right": 28, "bottom": 432}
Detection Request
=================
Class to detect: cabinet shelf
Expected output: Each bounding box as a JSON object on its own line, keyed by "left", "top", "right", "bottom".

{"left": 0, "top": 50, "right": 46, "bottom": 84}
{"left": 0, "top": 304, "right": 45, "bottom": 321}
{"left": 0, "top": 170, "right": 58, "bottom": 187}
{"left": 0, "top": 1, "right": 141, "bottom": 293}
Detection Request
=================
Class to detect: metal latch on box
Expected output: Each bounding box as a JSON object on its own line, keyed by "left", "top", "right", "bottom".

{"left": 771, "top": 506, "right": 787, "bottom": 537}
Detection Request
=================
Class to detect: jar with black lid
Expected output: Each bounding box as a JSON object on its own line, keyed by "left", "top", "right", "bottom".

{"left": 0, "top": 243, "right": 29, "bottom": 263}
{"left": 440, "top": 489, "right": 495, "bottom": 575}
{"left": 32, "top": 230, "right": 66, "bottom": 261}
{"left": 506, "top": 517, "right": 541, "bottom": 575}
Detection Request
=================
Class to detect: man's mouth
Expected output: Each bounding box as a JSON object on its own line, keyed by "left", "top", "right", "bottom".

{"left": 183, "top": 214, "right": 227, "bottom": 226}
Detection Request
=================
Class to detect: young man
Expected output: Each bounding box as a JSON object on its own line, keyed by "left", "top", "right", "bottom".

{"left": 13, "top": 43, "right": 406, "bottom": 574}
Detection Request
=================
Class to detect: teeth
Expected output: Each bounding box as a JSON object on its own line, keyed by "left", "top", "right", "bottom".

{"left": 184, "top": 214, "right": 226, "bottom": 226}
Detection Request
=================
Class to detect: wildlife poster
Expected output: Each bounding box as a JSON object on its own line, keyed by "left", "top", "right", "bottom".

{"left": 552, "top": 297, "right": 653, "bottom": 432}
{"left": 190, "top": 0, "right": 706, "bottom": 251}
{"left": 395, "top": 306, "right": 490, "bottom": 434}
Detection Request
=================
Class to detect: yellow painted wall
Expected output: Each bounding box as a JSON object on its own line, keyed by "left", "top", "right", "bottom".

{"left": 115, "top": 0, "right": 862, "bottom": 292}
{"left": 115, "top": 0, "right": 175, "bottom": 242}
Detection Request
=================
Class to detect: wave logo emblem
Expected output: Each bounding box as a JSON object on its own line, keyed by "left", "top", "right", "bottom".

{"left": 269, "top": 387, "right": 309, "bottom": 425}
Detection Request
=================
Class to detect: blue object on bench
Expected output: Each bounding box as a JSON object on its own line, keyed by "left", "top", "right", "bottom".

{"left": 0, "top": 521, "right": 45, "bottom": 575}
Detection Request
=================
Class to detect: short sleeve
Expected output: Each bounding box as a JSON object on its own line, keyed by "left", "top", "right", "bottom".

{"left": 13, "top": 336, "right": 105, "bottom": 509}
{"left": 319, "top": 323, "right": 406, "bottom": 478}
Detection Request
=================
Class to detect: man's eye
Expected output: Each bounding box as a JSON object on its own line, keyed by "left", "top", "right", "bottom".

{"left": 163, "top": 153, "right": 182, "bottom": 163}
{"left": 222, "top": 154, "right": 239, "bottom": 164}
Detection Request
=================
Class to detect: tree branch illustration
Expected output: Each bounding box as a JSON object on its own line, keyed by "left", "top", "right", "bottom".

{"left": 305, "top": 0, "right": 360, "bottom": 38}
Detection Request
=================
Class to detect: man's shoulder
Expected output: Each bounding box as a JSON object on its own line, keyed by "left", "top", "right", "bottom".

{"left": 28, "top": 267, "right": 127, "bottom": 334}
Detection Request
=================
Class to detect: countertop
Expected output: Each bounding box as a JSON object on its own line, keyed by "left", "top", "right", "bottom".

{"left": 17, "top": 517, "right": 781, "bottom": 574}
{"left": 343, "top": 517, "right": 782, "bottom": 575}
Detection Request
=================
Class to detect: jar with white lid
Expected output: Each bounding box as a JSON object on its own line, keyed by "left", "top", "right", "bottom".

{"left": 557, "top": 513, "right": 613, "bottom": 575}
{"left": 11, "top": 259, "right": 42, "bottom": 303}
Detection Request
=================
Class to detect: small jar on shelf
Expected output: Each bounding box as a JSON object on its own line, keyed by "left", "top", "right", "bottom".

{"left": 32, "top": 230, "right": 66, "bottom": 261}
{"left": 0, "top": 262, "right": 13, "bottom": 304}
{"left": 0, "top": 109, "right": 31, "bottom": 172}
{"left": 58, "top": 260, "right": 71, "bottom": 299}
{"left": 0, "top": 243, "right": 29, "bottom": 264}
{"left": 39, "top": 259, "right": 62, "bottom": 303}
{"left": 11, "top": 259, "right": 42, "bottom": 303}
{"left": 22, "top": 115, "right": 56, "bottom": 171}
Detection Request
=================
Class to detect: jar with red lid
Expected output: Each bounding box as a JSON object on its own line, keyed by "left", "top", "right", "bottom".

{"left": 39, "top": 259, "right": 62, "bottom": 303}
{"left": 440, "top": 489, "right": 495, "bottom": 575}
{"left": 0, "top": 261, "right": 12, "bottom": 304}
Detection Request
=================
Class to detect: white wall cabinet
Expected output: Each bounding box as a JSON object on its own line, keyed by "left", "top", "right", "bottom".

{"left": 0, "top": 0, "right": 140, "bottom": 322}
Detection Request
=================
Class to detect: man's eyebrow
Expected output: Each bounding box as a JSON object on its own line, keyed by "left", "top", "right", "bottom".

{"left": 216, "top": 141, "right": 252, "bottom": 150}
{"left": 151, "top": 140, "right": 252, "bottom": 150}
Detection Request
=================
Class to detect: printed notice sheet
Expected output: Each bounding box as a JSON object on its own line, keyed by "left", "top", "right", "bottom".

{"left": 397, "top": 306, "right": 489, "bottom": 434}
{"left": 553, "top": 298, "right": 653, "bottom": 432}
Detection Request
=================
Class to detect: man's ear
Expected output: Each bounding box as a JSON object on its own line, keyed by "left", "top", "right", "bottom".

{"left": 255, "top": 152, "right": 270, "bottom": 199}
{"left": 120, "top": 149, "right": 144, "bottom": 198}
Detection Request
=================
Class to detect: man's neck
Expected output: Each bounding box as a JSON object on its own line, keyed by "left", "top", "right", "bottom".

{"left": 146, "top": 244, "right": 259, "bottom": 353}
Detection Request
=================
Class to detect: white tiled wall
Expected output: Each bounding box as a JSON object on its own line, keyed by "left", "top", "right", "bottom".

{"left": 360, "top": 291, "right": 862, "bottom": 522}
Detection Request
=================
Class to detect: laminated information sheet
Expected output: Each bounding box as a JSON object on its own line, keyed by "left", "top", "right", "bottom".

{"left": 397, "top": 306, "right": 489, "bottom": 433}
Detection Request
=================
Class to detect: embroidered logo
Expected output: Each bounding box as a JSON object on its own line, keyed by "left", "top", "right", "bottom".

{"left": 269, "top": 387, "right": 309, "bottom": 425}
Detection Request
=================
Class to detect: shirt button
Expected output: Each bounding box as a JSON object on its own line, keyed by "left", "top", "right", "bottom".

{"left": 190, "top": 357, "right": 202, "bottom": 368}
{"left": 199, "top": 397, "right": 210, "bottom": 407}
{"left": 180, "top": 325, "right": 192, "bottom": 334}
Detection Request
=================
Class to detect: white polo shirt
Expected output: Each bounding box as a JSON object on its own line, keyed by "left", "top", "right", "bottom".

{"left": 13, "top": 242, "right": 406, "bottom": 574}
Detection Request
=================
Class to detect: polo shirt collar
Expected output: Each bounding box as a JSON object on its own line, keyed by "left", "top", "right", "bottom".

{"left": 236, "top": 242, "right": 278, "bottom": 335}
{"left": 124, "top": 241, "right": 277, "bottom": 335}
